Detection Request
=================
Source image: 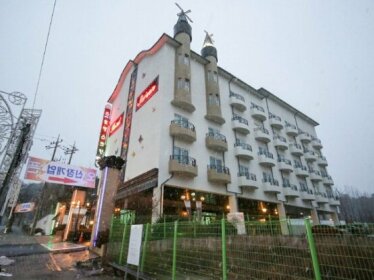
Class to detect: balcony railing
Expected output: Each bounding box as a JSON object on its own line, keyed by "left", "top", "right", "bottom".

{"left": 285, "top": 122, "right": 297, "bottom": 130}
{"left": 207, "top": 164, "right": 230, "bottom": 175}
{"left": 206, "top": 132, "right": 226, "bottom": 142}
{"left": 171, "top": 119, "right": 195, "bottom": 131}
{"left": 234, "top": 141, "right": 252, "bottom": 151}
{"left": 278, "top": 157, "right": 292, "bottom": 165}
{"left": 254, "top": 126, "right": 269, "bottom": 134}
{"left": 262, "top": 177, "right": 279, "bottom": 186}
{"left": 238, "top": 171, "right": 257, "bottom": 181}
{"left": 232, "top": 115, "right": 248, "bottom": 125}
{"left": 251, "top": 103, "right": 265, "bottom": 112}
{"left": 258, "top": 150, "right": 273, "bottom": 159}
{"left": 274, "top": 135, "right": 287, "bottom": 143}
{"left": 269, "top": 113, "right": 281, "bottom": 121}
{"left": 170, "top": 155, "right": 196, "bottom": 166}
{"left": 229, "top": 91, "right": 245, "bottom": 102}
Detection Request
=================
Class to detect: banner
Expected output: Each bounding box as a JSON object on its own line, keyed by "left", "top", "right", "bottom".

{"left": 25, "top": 156, "right": 97, "bottom": 188}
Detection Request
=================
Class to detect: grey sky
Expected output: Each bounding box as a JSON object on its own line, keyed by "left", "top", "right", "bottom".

{"left": 0, "top": 0, "right": 373, "bottom": 194}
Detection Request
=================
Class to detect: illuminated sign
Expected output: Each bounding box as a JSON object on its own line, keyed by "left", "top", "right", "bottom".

{"left": 121, "top": 67, "right": 138, "bottom": 170}
{"left": 14, "top": 202, "right": 35, "bottom": 213}
{"left": 136, "top": 76, "right": 159, "bottom": 111}
{"left": 96, "top": 105, "right": 111, "bottom": 158}
{"left": 109, "top": 113, "right": 124, "bottom": 136}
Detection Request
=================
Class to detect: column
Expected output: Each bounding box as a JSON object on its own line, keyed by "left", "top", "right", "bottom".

{"left": 90, "top": 156, "right": 125, "bottom": 254}
{"left": 228, "top": 195, "right": 238, "bottom": 213}
{"left": 310, "top": 208, "right": 320, "bottom": 225}
{"left": 277, "top": 203, "right": 289, "bottom": 235}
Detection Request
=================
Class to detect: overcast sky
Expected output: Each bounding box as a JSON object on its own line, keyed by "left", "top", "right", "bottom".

{"left": 0, "top": 0, "right": 373, "bottom": 194}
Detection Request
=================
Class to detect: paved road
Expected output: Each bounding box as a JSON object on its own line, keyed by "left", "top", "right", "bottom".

{"left": 0, "top": 243, "right": 49, "bottom": 257}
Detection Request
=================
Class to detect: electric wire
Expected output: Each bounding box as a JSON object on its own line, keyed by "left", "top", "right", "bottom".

{"left": 31, "top": 0, "right": 58, "bottom": 113}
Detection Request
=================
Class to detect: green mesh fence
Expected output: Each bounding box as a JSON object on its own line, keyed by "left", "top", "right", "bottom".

{"left": 107, "top": 217, "right": 374, "bottom": 280}
{"left": 311, "top": 223, "right": 374, "bottom": 280}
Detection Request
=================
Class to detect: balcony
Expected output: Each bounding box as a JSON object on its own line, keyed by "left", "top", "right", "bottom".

{"left": 300, "top": 189, "right": 315, "bottom": 201}
{"left": 295, "top": 165, "right": 309, "bottom": 177}
{"left": 283, "top": 184, "right": 299, "bottom": 198}
{"left": 234, "top": 142, "right": 254, "bottom": 160}
{"left": 238, "top": 172, "right": 258, "bottom": 190}
{"left": 317, "top": 156, "right": 328, "bottom": 167}
{"left": 169, "top": 120, "right": 196, "bottom": 143}
{"left": 229, "top": 92, "right": 246, "bottom": 112}
{"left": 315, "top": 192, "right": 329, "bottom": 204}
{"left": 232, "top": 115, "right": 250, "bottom": 135}
{"left": 273, "top": 135, "right": 288, "bottom": 150}
{"left": 250, "top": 104, "right": 267, "bottom": 121}
{"left": 278, "top": 157, "right": 293, "bottom": 172}
{"left": 304, "top": 150, "right": 317, "bottom": 162}
{"left": 285, "top": 123, "right": 298, "bottom": 136}
{"left": 299, "top": 132, "right": 312, "bottom": 143}
{"left": 289, "top": 143, "right": 303, "bottom": 156}
{"left": 329, "top": 196, "right": 340, "bottom": 206}
{"left": 269, "top": 113, "right": 283, "bottom": 129}
{"left": 258, "top": 150, "right": 276, "bottom": 167}
{"left": 262, "top": 178, "right": 281, "bottom": 194}
{"left": 254, "top": 127, "right": 271, "bottom": 143}
{"left": 322, "top": 175, "right": 334, "bottom": 186}
{"left": 309, "top": 170, "right": 322, "bottom": 182}
{"left": 312, "top": 138, "right": 323, "bottom": 149}
{"left": 169, "top": 155, "right": 198, "bottom": 178}
{"left": 205, "top": 132, "right": 228, "bottom": 152}
{"left": 207, "top": 165, "right": 231, "bottom": 184}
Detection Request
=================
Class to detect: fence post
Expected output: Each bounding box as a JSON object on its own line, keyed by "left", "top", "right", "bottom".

{"left": 118, "top": 222, "right": 128, "bottom": 265}
{"left": 140, "top": 223, "right": 150, "bottom": 272}
{"left": 172, "top": 221, "right": 178, "bottom": 280}
{"left": 163, "top": 216, "right": 166, "bottom": 238}
{"left": 221, "top": 218, "right": 227, "bottom": 280}
{"left": 304, "top": 218, "right": 321, "bottom": 280}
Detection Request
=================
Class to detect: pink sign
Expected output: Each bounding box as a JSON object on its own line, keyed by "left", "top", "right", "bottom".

{"left": 25, "top": 156, "right": 97, "bottom": 188}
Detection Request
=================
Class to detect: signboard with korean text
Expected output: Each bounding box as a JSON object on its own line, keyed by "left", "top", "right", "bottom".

{"left": 96, "top": 104, "right": 112, "bottom": 159}
{"left": 14, "top": 202, "right": 35, "bottom": 213}
{"left": 25, "top": 156, "right": 97, "bottom": 188}
{"left": 136, "top": 76, "right": 159, "bottom": 111}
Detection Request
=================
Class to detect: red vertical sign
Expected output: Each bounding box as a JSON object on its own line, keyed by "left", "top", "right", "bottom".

{"left": 96, "top": 105, "right": 112, "bottom": 159}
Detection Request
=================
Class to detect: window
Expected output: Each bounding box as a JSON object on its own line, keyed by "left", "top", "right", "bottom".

{"left": 239, "top": 165, "right": 249, "bottom": 174}
{"left": 178, "top": 53, "right": 190, "bottom": 66}
{"left": 173, "top": 146, "right": 189, "bottom": 164}
{"left": 177, "top": 78, "right": 190, "bottom": 92}
{"left": 207, "top": 70, "right": 218, "bottom": 83}
{"left": 210, "top": 156, "right": 223, "bottom": 172}
{"left": 208, "top": 93, "right": 220, "bottom": 105}
{"left": 174, "top": 114, "right": 189, "bottom": 128}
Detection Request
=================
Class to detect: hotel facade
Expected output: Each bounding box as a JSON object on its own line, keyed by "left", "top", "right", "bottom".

{"left": 95, "top": 14, "right": 339, "bottom": 232}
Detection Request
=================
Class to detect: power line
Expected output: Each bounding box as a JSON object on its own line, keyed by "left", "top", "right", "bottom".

{"left": 31, "top": 0, "right": 58, "bottom": 112}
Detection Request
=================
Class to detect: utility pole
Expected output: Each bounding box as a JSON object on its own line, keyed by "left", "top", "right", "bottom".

{"left": 30, "top": 134, "right": 63, "bottom": 235}
{"left": 45, "top": 134, "right": 63, "bottom": 162}
{"left": 62, "top": 142, "right": 79, "bottom": 164}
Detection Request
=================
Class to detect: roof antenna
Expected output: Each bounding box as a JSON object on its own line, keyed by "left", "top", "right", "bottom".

{"left": 175, "top": 2, "right": 193, "bottom": 23}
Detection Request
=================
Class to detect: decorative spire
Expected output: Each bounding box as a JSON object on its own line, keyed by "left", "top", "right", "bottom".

{"left": 203, "top": 30, "right": 214, "bottom": 47}
{"left": 174, "top": 3, "right": 193, "bottom": 41}
{"left": 201, "top": 30, "right": 218, "bottom": 61}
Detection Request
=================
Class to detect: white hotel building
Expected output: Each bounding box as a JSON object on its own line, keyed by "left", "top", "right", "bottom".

{"left": 100, "top": 13, "right": 340, "bottom": 226}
